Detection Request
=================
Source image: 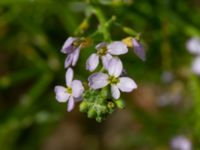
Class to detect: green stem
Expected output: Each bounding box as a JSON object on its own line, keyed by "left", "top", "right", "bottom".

{"left": 92, "top": 7, "right": 111, "bottom": 41}
{"left": 189, "top": 75, "right": 200, "bottom": 140}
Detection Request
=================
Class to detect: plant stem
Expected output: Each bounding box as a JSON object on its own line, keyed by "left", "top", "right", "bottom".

{"left": 92, "top": 7, "right": 111, "bottom": 41}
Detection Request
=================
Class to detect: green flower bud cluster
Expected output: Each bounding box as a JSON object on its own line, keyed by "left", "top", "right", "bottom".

{"left": 79, "top": 88, "right": 126, "bottom": 122}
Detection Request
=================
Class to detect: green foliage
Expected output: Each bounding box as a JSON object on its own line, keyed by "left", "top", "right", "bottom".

{"left": 0, "top": 0, "right": 200, "bottom": 149}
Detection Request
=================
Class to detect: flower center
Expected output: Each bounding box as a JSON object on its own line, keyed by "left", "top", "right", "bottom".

{"left": 66, "top": 87, "right": 72, "bottom": 94}
{"left": 72, "top": 40, "right": 81, "bottom": 47}
{"left": 97, "top": 47, "right": 107, "bottom": 56}
{"left": 108, "top": 76, "right": 119, "bottom": 85}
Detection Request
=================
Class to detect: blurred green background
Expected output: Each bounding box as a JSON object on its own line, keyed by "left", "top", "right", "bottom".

{"left": 0, "top": 0, "right": 200, "bottom": 149}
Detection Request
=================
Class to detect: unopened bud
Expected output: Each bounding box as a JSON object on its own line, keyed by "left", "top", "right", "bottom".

{"left": 115, "top": 99, "right": 125, "bottom": 109}
{"left": 79, "top": 101, "right": 88, "bottom": 112}
{"left": 88, "top": 108, "right": 96, "bottom": 118}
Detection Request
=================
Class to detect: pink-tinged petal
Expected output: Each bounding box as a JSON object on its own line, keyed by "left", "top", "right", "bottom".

{"left": 118, "top": 77, "right": 137, "bottom": 92}
{"left": 65, "top": 68, "right": 74, "bottom": 87}
{"left": 95, "top": 42, "right": 107, "bottom": 50}
{"left": 102, "top": 54, "right": 112, "bottom": 70}
{"left": 107, "top": 41, "right": 128, "bottom": 55}
{"left": 88, "top": 73, "right": 109, "bottom": 89}
{"left": 54, "top": 86, "right": 70, "bottom": 102}
{"left": 64, "top": 54, "right": 73, "bottom": 68}
{"left": 192, "top": 57, "right": 200, "bottom": 75}
{"left": 72, "top": 47, "right": 80, "bottom": 66}
{"left": 86, "top": 53, "right": 99, "bottom": 71}
{"left": 67, "top": 96, "right": 75, "bottom": 112}
{"left": 61, "top": 37, "right": 77, "bottom": 54}
{"left": 108, "top": 57, "right": 123, "bottom": 77}
{"left": 71, "top": 80, "right": 84, "bottom": 98}
{"left": 111, "top": 85, "right": 120, "bottom": 99}
{"left": 132, "top": 39, "right": 146, "bottom": 61}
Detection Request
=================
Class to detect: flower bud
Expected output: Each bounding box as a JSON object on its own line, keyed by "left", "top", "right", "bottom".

{"left": 107, "top": 101, "right": 115, "bottom": 109}
{"left": 96, "top": 116, "right": 103, "bottom": 122}
{"left": 79, "top": 101, "right": 88, "bottom": 112}
{"left": 101, "top": 87, "right": 109, "bottom": 99}
{"left": 115, "top": 99, "right": 125, "bottom": 109}
{"left": 122, "top": 27, "right": 137, "bottom": 36}
{"left": 88, "top": 108, "right": 96, "bottom": 118}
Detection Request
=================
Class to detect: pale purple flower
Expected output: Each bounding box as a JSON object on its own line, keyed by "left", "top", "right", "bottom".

{"left": 86, "top": 41, "right": 128, "bottom": 72}
{"left": 132, "top": 38, "right": 146, "bottom": 61}
{"left": 186, "top": 37, "right": 200, "bottom": 55}
{"left": 88, "top": 57, "right": 137, "bottom": 99}
{"left": 61, "top": 37, "right": 81, "bottom": 68}
{"left": 170, "top": 135, "right": 192, "bottom": 150}
{"left": 54, "top": 68, "right": 84, "bottom": 111}
{"left": 191, "top": 56, "right": 200, "bottom": 75}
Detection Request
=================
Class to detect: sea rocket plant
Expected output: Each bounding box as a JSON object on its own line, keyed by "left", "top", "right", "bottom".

{"left": 55, "top": 35, "right": 145, "bottom": 122}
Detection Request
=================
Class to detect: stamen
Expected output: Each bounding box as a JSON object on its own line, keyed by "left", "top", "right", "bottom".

{"left": 108, "top": 76, "right": 119, "bottom": 85}
{"left": 97, "top": 47, "right": 107, "bottom": 56}
{"left": 66, "top": 87, "right": 72, "bottom": 94}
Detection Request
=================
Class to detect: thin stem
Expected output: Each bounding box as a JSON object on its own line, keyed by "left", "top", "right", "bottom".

{"left": 92, "top": 7, "right": 111, "bottom": 41}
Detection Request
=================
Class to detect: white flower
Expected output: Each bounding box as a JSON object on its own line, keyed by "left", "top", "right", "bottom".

{"left": 88, "top": 57, "right": 137, "bottom": 99}
{"left": 186, "top": 37, "right": 200, "bottom": 55}
{"left": 170, "top": 135, "right": 192, "bottom": 150}
{"left": 191, "top": 56, "right": 200, "bottom": 75}
{"left": 86, "top": 41, "right": 128, "bottom": 72}
{"left": 54, "top": 68, "right": 84, "bottom": 111}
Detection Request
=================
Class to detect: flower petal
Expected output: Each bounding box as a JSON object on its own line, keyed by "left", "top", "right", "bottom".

{"left": 192, "top": 57, "right": 200, "bottom": 75}
{"left": 66, "top": 68, "right": 73, "bottom": 87}
{"left": 108, "top": 57, "right": 123, "bottom": 77}
{"left": 74, "top": 96, "right": 82, "bottom": 102}
{"left": 111, "top": 85, "right": 120, "bottom": 99}
{"left": 67, "top": 96, "right": 75, "bottom": 112}
{"left": 64, "top": 54, "right": 73, "bottom": 68}
{"left": 88, "top": 73, "right": 109, "bottom": 89}
{"left": 72, "top": 47, "right": 80, "bottom": 66}
{"left": 61, "top": 37, "right": 77, "bottom": 54}
{"left": 86, "top": 53, "right": 99, "bottom": 71}
{"left": 118, "top": 77, "right": 137, "bottom": 92}
{"left": 71, "top": 80, "right": 84, "bottom": 98}
{"left": 54, "top": 86, "right": 69, "bottom": 102}
{"left": 186, "top": 37, "right": 200, "bottom": 55}
{"left": 107, "top": 41, "right": 128, "bottom": 55}
{"left": 102, "top": 54, "right": 112, "bottom": 70}
{"left": 95, "top": 42, "right": 107, "bottom": 50}
{"left": 132, "top": 38, "right": 146, "bottom": 61}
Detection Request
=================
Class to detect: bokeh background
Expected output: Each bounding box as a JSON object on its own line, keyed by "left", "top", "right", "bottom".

{"left": 0, "top": 0, "right": 200, "bottom": 149}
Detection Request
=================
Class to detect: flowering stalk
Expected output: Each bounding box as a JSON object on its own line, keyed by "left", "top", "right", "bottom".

{"left": 54, "top": 6, "right": 146, "bottom": 122}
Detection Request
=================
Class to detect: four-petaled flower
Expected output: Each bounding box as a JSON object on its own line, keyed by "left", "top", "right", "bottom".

{"left": 86, "top": 41, "right": 128, "bottom": 72}
{"left": 61, "top": 37, "right": 82, "bottom": 68}
{"left": 54, "top": 68, "right": 84, "bottom": 111}
{"left": 88, "top": 57, "right": 137, "bottom": 99}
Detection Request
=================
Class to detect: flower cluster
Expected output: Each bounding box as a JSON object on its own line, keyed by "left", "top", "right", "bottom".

{"left": 55, "top": 36, "right": 145, "bottom": 121}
